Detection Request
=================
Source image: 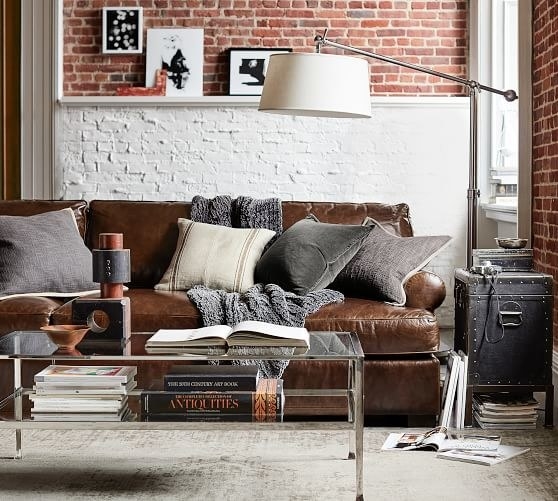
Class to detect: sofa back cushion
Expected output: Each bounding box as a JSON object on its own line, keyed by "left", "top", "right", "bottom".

{"left": 87, "top": 200, "right": 413, "bottom": 288}
{"left": 87, "top": 201, "right": 192, "bottom": 288}
{"left": 280, "top": 202, "right": 413, "bottom": 236}
{"left": 0, "top": 200, "right": 88, "bottom": 238}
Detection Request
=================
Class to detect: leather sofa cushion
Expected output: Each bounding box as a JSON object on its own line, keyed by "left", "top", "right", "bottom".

{"left": 305, "top": 297, "right": 439, "bottom": 354}
{"left": 87, "top": 201, "right": 192, "bottom": 288}
{"left": 52, "top": 289, "right": 201, "bottom": 332}
{"left": 0, "top": 296, "right": 66, "bottom": 336}
{"left": 53, "top": 291, "right": 438, "bottom": 354}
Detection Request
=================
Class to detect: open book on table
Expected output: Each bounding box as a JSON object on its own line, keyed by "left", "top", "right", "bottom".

{"left": 145, "top": 321, "right": 310, "bottom": 355}
{"left": 381, "top": 426, "right": 501, "bottom": 452}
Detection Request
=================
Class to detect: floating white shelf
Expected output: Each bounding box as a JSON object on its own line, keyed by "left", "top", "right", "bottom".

{"left": 58, "top": 96, "right": 262, "bottom": 107}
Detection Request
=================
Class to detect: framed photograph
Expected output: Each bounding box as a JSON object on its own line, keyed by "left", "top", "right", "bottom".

{"left": 102, "top": 7, "right": 143, "bottom": 54}
{"left": 145, "top": 28, "right": 204, "bottom": 97}
{"left": 229, "top": 48, "right": 292, "bottom": 96}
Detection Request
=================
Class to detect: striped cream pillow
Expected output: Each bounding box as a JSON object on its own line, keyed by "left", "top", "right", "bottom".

{"left": 155, "top": 218, "right": 275, "bottom": 293}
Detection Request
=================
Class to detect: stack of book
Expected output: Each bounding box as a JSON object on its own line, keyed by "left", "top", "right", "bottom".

{"left": 141, "top": 364, "right": 285, "bottom": 422}
{"left": 439, "top": 349, "right": 468, "bottom": 429}
{"left": 473, "top": 393, "right": 539, "bottom": 429}
{"left": 30, "top": 365, "right": 137, "bottom": 421}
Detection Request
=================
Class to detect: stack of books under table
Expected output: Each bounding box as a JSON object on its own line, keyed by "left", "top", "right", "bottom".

{"left": 30, "top": 365, "right": 137, "bottom": 421}
{"left": 141, "top": 364, "right": 285, "bottom": 422}
{"left": 473, "top": 393, "right": 539, "bottom": 429}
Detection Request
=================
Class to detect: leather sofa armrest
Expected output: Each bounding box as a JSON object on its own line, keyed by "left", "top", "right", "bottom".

{"left": 404, "top": 270, "right": 446, "bottom": 312}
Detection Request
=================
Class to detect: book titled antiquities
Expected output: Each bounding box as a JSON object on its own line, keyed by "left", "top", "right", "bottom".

{"left": 164, "top": 364, "right": 260, "bottom": 392}
{"left": 141, "top": 378, "right": 284, "bottom": 422}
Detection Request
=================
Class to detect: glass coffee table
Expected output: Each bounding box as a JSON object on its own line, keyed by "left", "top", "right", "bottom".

{"left": 0, "top": 330, "right": 365, "bottom": 500}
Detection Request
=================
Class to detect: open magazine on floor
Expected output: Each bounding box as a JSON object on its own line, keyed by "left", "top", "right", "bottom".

{"left": 381, "top": 426, "right": 501, "bottom": 452}
{"left": 145, "top": 321, "right": 310, "bottom": 355}
{"left": 437, "top": 445, "right": 530, "bottom": 466}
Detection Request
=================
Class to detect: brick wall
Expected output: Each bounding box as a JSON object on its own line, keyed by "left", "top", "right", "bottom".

{"left": 63, "top": 0, "right": 468, "bottom": 96}
{"left": 532, "top": 0, "right": 558, "bottom": 348}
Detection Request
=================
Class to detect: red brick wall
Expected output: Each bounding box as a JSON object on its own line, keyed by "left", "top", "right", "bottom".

{"left": 532, "top": 0, "right": 558, "bottom": 348}
{"left": 63, "top": 0, "right": 468, "bottom": 96}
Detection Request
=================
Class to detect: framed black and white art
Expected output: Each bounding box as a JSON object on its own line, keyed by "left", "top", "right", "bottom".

{"left": 102, "top": 7, "right": 143, "bottom": 54}
{"left": 145, "top": 28, "right": 204, "bottom": 97}
{"left": 229, "top": 48, "right": 292, "bottom": 96}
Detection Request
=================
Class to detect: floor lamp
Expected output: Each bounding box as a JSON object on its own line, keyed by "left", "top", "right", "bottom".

{"left": 259, "top": 31, "right": 518, "bottom": 268}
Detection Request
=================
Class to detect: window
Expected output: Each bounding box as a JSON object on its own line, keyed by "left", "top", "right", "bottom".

{"left": 488, "top": 0, "right": 518, "bottom": 206}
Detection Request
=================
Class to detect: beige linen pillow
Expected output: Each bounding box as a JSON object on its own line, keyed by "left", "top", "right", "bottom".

{"left": 155, "top": 218, "right": 275, "bottom": 293}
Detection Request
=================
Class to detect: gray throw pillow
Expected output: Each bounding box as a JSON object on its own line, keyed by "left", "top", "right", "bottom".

{"left": 0, "top": 208, "right": 97, "bottom": 298}
{"left": 333, "top": 217, "right": 451, "bottom": 305}
{"left": 255, "top": 215, "right": 372, "bottom": 296}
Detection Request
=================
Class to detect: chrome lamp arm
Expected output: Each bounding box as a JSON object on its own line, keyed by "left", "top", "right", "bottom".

{"left": 314, "top": 31, "right": 518, "bottom": 268}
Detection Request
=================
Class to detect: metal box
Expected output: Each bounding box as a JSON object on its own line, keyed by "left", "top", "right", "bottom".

{"left": 454, "top": 268, "right": 553, "bottom": 386}
{"left": 472, "top": 248, "right": 533, "bottom": 272}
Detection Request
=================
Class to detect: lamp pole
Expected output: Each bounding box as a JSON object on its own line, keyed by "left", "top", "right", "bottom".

{"left": 315, "top": 33, "right": 518, "bottom": 268}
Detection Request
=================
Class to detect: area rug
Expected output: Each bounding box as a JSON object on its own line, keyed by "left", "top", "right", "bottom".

{"left": 0, "top": 428, "right": 557, "bottom": 500}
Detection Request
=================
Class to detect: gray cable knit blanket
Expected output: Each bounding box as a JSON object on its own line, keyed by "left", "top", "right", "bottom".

{"left": 187, "top": 283, "right": 344, "bottom": 378}
{"left": 188, "top": 195, "right": 344, "bottom": 378}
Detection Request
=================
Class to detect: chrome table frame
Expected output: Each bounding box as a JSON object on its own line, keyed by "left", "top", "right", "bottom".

{"left": 0, "top": 331, "right": 365, "bottom": 500}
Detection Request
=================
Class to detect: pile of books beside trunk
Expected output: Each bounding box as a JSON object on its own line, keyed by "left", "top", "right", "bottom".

{"left": 473, "top": 393, "right": 540, "bottom": 429}
{"left": 30, "top": 365, "right": 137, "bottom": 422}
{"left": 141, "top": 365, "right": 284, "bottom": 422}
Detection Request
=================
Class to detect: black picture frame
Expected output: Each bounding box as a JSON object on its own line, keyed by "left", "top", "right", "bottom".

{"left": 102, "top": 7, "right": 143, "bottom": 54}
{"left": 229, "top": 48, "right": 292, "bottom": 96}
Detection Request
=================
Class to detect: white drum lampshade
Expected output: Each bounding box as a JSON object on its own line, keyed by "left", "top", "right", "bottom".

{"left": 258, "top": 52, "right": 372, "bottom": 118}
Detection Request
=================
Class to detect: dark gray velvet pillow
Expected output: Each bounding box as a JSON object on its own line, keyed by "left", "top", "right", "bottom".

{"left": 0, "top": 208, "right": 97, "bottom": 298}
{"left": 333, "top": 217, "right": 451, "bottom": 305}
{"left": 255, "top": 215, "right": 372, "bottom": 295}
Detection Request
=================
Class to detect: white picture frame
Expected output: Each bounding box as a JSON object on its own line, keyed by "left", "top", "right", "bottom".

{"left": 228, "top": 48, "right": 292, "bottom": 96}
{"left": 145, "top": 28, "right": 204, "bottom": 97}
{"left": 102, "top": 7, "right": 143, "bottom": 54}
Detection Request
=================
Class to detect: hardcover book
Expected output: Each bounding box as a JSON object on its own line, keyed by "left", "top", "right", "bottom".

{"left": 145, "top": 321, "right": 309, "bottom": 355}
{"left": 33, "top": 379, "right": 137, "bottom": 395}
{"left": 141, "top": 412, "right": 283, "bottom": 422}
{"left": 34, "top": 365, "right": 137, "bottom": 384}
{"left": 164, "top": 364, "right": 260, "bottom": 392}
{"left": 141, "top": 378, "right": 284, "bottom": 422}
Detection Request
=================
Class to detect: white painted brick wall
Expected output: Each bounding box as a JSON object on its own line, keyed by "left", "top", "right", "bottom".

{"left": 58, "top": 98, "right": 469, "bottom": 327}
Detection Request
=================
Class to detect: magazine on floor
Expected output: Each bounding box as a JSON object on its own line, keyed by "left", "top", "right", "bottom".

{"left": 437, "top": 445, "right": 530, "bottom": 466}
{"left": 381, "top": 426, "right": 501, "bottom": 452}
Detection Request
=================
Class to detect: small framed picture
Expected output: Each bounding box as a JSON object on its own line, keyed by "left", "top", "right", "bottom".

{"left": 146, "top": 28, "right": 204, "bottom": 97}
{"left": 102, "top": 7, "right": 143, "bottom": 54}
{"left": 229, "top": 48, "right": 292, "bottom": 96}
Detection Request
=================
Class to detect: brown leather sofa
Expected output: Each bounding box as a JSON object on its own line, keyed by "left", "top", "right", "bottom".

{"left": 0, "top": 199, "right": 445, "bottom": 423}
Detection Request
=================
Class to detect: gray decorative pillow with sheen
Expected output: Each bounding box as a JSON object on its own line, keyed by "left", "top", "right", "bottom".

{"left": 255, "top": 215, "right": 373, "bottom": 296}
{"left": 155, "top": 218, "right": 275, "bottom": 293}
{"left": 333, "top": 217, "right": 451, "bottom": 305}
{"left": 0, "top": 208, "right": 97, "bottom": 298}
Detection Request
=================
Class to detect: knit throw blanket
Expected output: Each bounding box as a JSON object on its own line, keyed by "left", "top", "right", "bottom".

{"left": 187, "top": 283, "right": 344, "bottom": 378}
{"left": 188, "top": 195, "right": 344, "bottom": 378}
{"left": 191, "top": 194, "right": 283, "bottom": 247}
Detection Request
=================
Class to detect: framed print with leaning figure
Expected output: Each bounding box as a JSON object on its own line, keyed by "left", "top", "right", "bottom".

{"left": 146, "top": 28, "right": 204, "bottom": 97}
